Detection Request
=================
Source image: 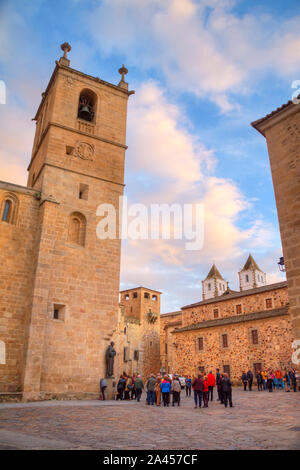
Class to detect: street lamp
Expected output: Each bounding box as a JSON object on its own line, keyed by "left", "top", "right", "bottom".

{"left": 278, "top": 256, "right": 285, "bottom": 272}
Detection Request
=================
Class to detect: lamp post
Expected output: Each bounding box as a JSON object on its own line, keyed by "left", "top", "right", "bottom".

{"left": 278, "top": 256, "right": 285, "bottom": 272}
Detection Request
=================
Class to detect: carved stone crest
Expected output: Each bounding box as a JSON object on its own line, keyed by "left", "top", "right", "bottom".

{"left": 74, "top": 141, "right": 94, "bottom": 161}
{"left": 147, "top": 311, "right": 158, "bottom": 324}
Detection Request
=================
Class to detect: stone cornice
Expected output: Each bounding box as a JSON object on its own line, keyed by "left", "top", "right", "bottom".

{"left": 181, "top": 281, "right": 287, "bottom": 310}
{"left": 0, "top": 180, "right": 38, "bottom": 197}
{"left": 173, "top": 306, "right": 289, "bottom": 333}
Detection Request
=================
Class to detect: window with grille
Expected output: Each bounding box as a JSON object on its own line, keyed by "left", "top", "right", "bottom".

{"left": 222, "top": 334, "right": 228, "bottom": 348}
{"left": 265, "top": 298, "right": 272, "bottom": 309}
{"left": 236, "top": 304, "right": 242, "bottom": 314}
{"left": 198, "top": 337, "right": 204, "bottom": 350}
{"left": 251, "top": 329, "right": 259, "bottom": 345}
{"left": 213, "top": 308, "right": 219, "bottom": 318}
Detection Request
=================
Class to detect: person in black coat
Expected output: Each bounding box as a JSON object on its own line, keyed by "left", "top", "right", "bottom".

{"left": 222, "top": 373, "right": 233, "bottom": 408}
{"left": 256, "top": 371, "right": 263, "bottom": 391}
{"left": 242, "top": 371, "right": 248, "bottom": 391}
{"left": 247, "top": 369, "right": 253, "bottom": 391}
{"left": 216, "top": 368, "right": 222, "bottom": 402}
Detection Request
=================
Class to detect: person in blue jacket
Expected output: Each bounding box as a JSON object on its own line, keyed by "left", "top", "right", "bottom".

{"left": 160, "top": 375, "right": 171, "bottom": 407}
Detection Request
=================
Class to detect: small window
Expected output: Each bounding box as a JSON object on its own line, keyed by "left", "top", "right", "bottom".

{"left": 152, "top": 295, "right": 157, "bottom": 301}
{"left": 53, "top": 304, "right": 66, "bottom": 321}
{"left": 150, "top": 341, "right": 153, "bottom": 347}
{"left": 2, "top": 200, "right": 12, "bottom": 222}
{"left": 124, "top": 327, "right": 126, "bottom": 334}
{"left": 133, "top": 292, "right": 138, "bottom": 299}
{"left": 144, "top": 292, "right": 150, "bottom": 299}
{"left": 0, "top": 340, "right": 5, "bottom": 365}
{"left": 246, "top": 274, "right": 249, "bottom": 283}
{"left": 79, "top": 183, "right": 89, "bottom": 200}
{"left": 123, "top": 347, "right": 129, "bottom": 362}
{"left": 266, "top": 298, "right": 272, "bottom": 309}
{"left": 236, "top": 304, "right": 242, "bottom": 314}
{"left": 251, "top": 329, "right": 259, "bottom": 345}
{"left": 1, "top": 194, "right": 18, "bottom": 224}
{"left": 198, "top": 337, "right": 204, "bottom": 351}
{"left": 222, "top": 334, "right": 228, "bottom": 348}
{"left": 134, "top": 350, "right": 139, "bottom": 361}
{"left": 165, "top": 343, "right": 167, "bottom": 354}
{"left": 66, "top": 146, "right": 74, "bottom": 155}
{"left": 199, "top": 366, "right": 205, "bottom": 373}
{"left": 125, "top": 294, "right": 129, "bottom": 300}
{"left": 223, "top": 284, "right": 225, "bottom": 291}
{"left": 213, "top": 308, "right": 219, "bottom": 318}
{"left": 223, "top": 365, "right": 230, "bottom": 376}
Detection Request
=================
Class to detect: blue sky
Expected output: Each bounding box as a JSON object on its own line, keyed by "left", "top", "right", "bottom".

{"left": 1, "top": 0, "right": 299, "bottom": 312}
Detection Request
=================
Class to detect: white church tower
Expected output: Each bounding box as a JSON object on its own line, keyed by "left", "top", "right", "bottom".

{"left": 202, "top": 264, "right": 227, "bottom": 300}
{"left": 238, "top": 254, "right": 266, "bottom": 291}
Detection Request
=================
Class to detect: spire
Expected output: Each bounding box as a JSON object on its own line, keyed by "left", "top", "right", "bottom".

{"left": 204, "top": 264, "right": 225, "bottom": 281}
{"left": 241, "top": 254, "right": 263, "bottom": 272}
{"left": 118, "top": 64, "right": 128, "bottom": 90}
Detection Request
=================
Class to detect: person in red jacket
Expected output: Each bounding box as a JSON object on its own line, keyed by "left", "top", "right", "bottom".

{"left": 207, "top": 371, "right": 216, "bottom": 402}
{"left": 203, "top": 376, "right": 209, "bottom": 407}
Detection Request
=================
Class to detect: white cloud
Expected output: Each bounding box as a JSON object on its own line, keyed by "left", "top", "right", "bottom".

{"left": 89, "top": 0, "right": 300, "bottom": 112}
{"left": 121, "top": 81, "right": 280, "bottom": 310}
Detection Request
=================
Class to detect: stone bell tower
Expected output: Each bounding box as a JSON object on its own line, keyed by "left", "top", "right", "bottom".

{"left": 22, "top": 43, "right": 134, "bottom": 400}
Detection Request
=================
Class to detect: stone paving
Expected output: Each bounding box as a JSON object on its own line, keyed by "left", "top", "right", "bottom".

{"left": 0, "top": 388, "right": 299, "bottom": 450}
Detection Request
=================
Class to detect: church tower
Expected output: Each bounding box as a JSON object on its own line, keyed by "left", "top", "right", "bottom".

{"left": 22, "top": 43, "right": 134, "bottom": 400}
{"left": 202, "top": 264, "right": 227, "bottom": 300}
{"left": 238, "top": 254, "right": 266, "bottom": 291}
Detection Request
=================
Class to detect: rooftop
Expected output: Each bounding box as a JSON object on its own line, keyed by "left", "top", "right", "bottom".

{"left": 173, "top": 306, "right": 288, "bottom": 333}
{"left": 204, "top": 264, "right": 225, "bottom": 281}
{"left": 181, "top": 280, "right": 287, "bottom": 310}
{"left": 240, "top": 254, "right": 263, "bottom": 273}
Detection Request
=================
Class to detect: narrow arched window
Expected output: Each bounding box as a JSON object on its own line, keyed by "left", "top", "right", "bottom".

{"left": 77, "top": 89, "right": 97, "bottom": 123}
{"left": 67, "top": 212, "right": 86, "bottom": 246}
{"left": 2, "top": 200, "right": 12, "bottom": 222}
{"left": 1, "top": 194, "right": 18, "bottom": 224}
{"left": 0, "top": 340, "right": 5, "bottom": 365}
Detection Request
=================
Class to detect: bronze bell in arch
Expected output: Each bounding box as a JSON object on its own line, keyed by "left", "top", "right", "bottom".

{"left": 78, "top": 104, "right": 92, "bottom": 121}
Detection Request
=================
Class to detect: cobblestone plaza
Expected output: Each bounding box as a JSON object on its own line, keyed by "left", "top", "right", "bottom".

{"left": 0, "top": 389, "right": 299, "bottom": 450}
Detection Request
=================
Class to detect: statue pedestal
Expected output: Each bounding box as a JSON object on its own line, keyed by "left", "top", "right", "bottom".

{"left": 105, "top": 377, "right": 116, "bottom": 400}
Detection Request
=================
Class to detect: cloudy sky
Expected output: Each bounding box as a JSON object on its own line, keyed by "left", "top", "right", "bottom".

{"left": 1, "top": 0, "right": 299, "bottom": 312}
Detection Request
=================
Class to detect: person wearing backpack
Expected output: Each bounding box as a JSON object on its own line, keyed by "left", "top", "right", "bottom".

{"left": 146, "top": 374, "right": 156, "bottom": 405}
{"left": 116, "top": 375, "right": 126, "bottom": 400}
{"left": 134, "top": 375, "right": 144, "bottom": 402}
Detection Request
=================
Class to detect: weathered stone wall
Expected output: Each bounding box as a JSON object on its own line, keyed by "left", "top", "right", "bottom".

{"left": 252, "top": 105, "right": 300, "bottom": 341}
{"left": 160, "top": 284, "right": 293, "bottom": 382}
{"left": 1, "top": 55, "right": 132, "bottom": 400}
{"left": 168, "top": 313, "right": 293, "bottom": 383}
{"left": 0, "top": 184, "right": 39, "bottom": 392}
{"left": 118, "top": 288, "right": 161, "bottom": 380}
{"left": 182, "top": 284, "right": 287, "bottom": 327}
{"left": 160, "top": 312, "right": 182, "bottom": 374}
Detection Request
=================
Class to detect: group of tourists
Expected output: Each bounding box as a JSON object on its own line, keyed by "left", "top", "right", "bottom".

{"left": 99, "top": 367, "right": 298, "bottom": 404}
{"left": 241, "top": 368, "right": 298, "bottom": 392}
{"left": 106, "top": 369, "right": 233, "bottom": 409}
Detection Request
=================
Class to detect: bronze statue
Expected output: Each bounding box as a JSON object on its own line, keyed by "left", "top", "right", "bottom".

{"left": 105, "top": 341, "right": 116, "bottom": 377}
